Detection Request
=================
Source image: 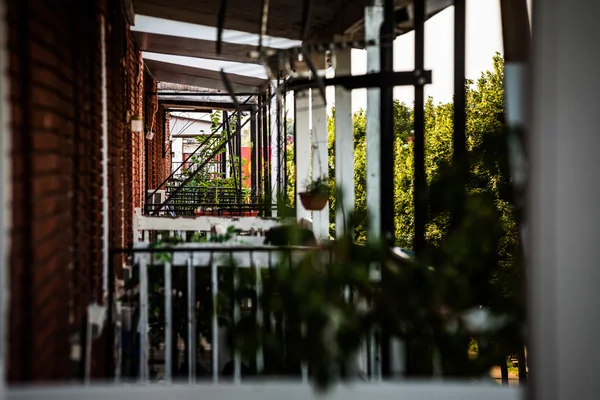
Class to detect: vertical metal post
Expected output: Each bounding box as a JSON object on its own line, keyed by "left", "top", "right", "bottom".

{"left": 221, "top": 110, "right": 228, "bottom": 178}
{"left": 270, "top": 83, "right": 279, "bottom": 217}
{"left": 186, "top": 255, "right": 196, "bottom": 383}
{"left": 251, "top": 106, "right": 258, "bottom": 201}
{"left": 164, "top": 262, "right": 173, "bottom": 382}
{"left": 237, "top": 111, "right": 242, "bottom": 198}
{"left": 293, "top": 95, "right": 298, "bottom": 210}
{"left": 254, "top": 259, "right": 264, "bottom": 374}
{"left": 139, "top": 259, "right": 149, "bottom": 382}
{"left": 226, "top": 111, "right": 239, "bottom": 195}
{"left": 257, "top": 96, "right": 264, "bottom": 199}
{"left": 233, "top": 270, "right": 241, "bottom": 383}
{"left": 263, "top": 91, "right": 271, "bottom": 216}
{"left": 452, "top": 0, "right": 467, "bottom": 224}
{"left": 105, "top": 250, "right": 116, "bottom": 378}
{"left": 379, "top": 0, "right": 396, "bottom": 378}
{"left": 211, "top": 259, "right": 219, "bottom": 382}
{"left": 282, "top": 85, "right": 288, "bottom": 202}
{"left": 500, "top": 0, "right": 531, "bottom": 386}
{"left": 379, "top": 0, "right": 396, "bottom": 245}
{"left": 276, "top": 75, "right": 282, "bottom": 200}
{"left": 413, "top": 0, "right": 426, "bottom": 256}
{"left": 406, "top": 0, "right": 429, "bottom": 379}
{"left": 301, "top": 323, "right": 308, "bottom": 383}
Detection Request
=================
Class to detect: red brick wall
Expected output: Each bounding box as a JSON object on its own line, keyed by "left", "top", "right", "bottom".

{"left": 106, "top": 0, "right": 128, "bottom": 279}
{"left": 5, "top": 0, "right": 132, "bottom": 382}
{"left": 144, "top": 73, "right": 171, "bottom": 194}
{"left": 128, "top": 31, "right": 144, "bottom": 237}
{"left": 164, "top": 113, "right": 172, "bottom": 179}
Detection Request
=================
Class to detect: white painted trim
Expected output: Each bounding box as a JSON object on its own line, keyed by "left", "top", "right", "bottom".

{"left": 365, "top": 5, "right": 383, "bottom": 240}
{"left": 100, "top": 15, "right": 109, "bottom": 294}
{"left": 294, "top": 91, "right": 311, "bottom": 222}
{"left": 333, "top": 46, "right": 354, "bottom": 237}
{"left": 310, "top": 90, "right": 329, "bottom": 241}
{"left": 5, "top": 382, "right": 522, "bottom": 400}
{"left": 0, "top": 0, "right": 9, "bottom": 389}
{"left": 132, "top": 242, "right": 319, "bottom": 267}
{"left": 133, "top": 208, "right": 288, "bottom": 237}
{"left": 131, "top": 15, "right": 301, "bottom": 49}
{"left": 529, "top": 1, "right": 600, "bottom": 398}
{"left": 142, "top": 52, "right": 268, "bottom": 80}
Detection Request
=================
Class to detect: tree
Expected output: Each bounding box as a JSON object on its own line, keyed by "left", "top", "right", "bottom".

{"left": 249, "top": 54, "right": 523, "bottom": 387}
{"left": 287, "top": 51, "right": 522, "bottom": 339}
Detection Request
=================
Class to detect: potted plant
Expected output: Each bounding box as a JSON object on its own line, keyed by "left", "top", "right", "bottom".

{"left": 240, "top": 188, "right": 259, "bottom": 216}
{"left": 299, "top": 175, "right": 329, "bottom": 211}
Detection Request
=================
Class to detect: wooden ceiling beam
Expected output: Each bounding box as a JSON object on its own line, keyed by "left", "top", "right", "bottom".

{"left": 134, "top": 32, "right": 266, "bottom": 64}
{"left": 304, "top": 0, "right": 374, "bottom": 43}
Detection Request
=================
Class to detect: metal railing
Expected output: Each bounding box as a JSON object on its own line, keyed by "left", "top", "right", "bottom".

{"left": 170, "top": 161, "right": 224, "bottom": 180}
{"left": 147, "top": 186, "right": 275, "bottom": 217}
{"left": 111, "top": 244, "right": 335, "bottom": 383}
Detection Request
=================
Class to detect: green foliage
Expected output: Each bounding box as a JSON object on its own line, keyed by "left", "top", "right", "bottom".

{"left": 182, "top": 110, "right": 249, "bottom": 191}
{"left": 129, "top": 54, "right": 522, "bottom": 388}
{"left": 271, "top": 53, "right": 523, "bottom": 389}
{"left": 303, "top": 175, "right": 329, "bottom": 195}
{"left": 229, "top": 215, "right": 522, "bottom": 390}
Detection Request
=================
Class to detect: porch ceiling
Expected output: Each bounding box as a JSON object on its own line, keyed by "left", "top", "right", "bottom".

{"left": 160, "top": 100, "right": 248, "bottom": 111}
{"left": 159, "top": 93, "right": 257, "bottom": 111}
{"left": 134, "top": 31, "right": 266, "bottom": 64}
{"left": 144, "top": 58, "right": 265, "bottom": 92}
{"left": 133, "top": 0, "right": 372, "bottom": 42}
{"left": 132, "top": 0, "right": 453, "bottom": 45}
{"left": 135, "top": 0, "right": 452, "bottom": 92}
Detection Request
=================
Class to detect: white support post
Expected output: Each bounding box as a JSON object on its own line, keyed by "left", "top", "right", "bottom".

{"left": 529, "top": 1, "right": 600, "bottom": 399}
{"left": 365, "top": 4, "right": 384, "bottom": 241}
{"left": 311, "top": 89, "right": 329, "bottom": 241}
{"left": 365, "top": 2, "right": 385, "bottom": 381}
{"left": 334, "top": 42, "right": 354, "bottom": 236}
{"left": 295, "top": 90, "right": 311, "bottom": 222}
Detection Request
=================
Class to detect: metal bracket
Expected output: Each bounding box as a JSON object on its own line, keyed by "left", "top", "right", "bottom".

{"left": 287, "top": 70, "right": 432, "bottom": 91}
{"left": 216, "top": 0, "right": 228, "bottom": 54}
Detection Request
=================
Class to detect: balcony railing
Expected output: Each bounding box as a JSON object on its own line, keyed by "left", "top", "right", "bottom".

{"left": 113, "top": 244, "right": 328, "bottom": 383}
{"left": 147, "top": 186, "right": 275, "bottom": 218}
{"left": 133, "top": 208, "right": 287, "bottom": 245}
{"left": 100, "top": 243, "right": 522, "bottom": 400}
{"left": 6, "top": 382, "right": 522, "bottom": 400}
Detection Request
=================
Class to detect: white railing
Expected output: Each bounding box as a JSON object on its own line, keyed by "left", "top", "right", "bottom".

{"left": 5, "top": 382, "right": 523, "bottom": 400}
{"left": 133, "top": 207, "right": 290, "bottom": 244}
{"left": 131, "top": 243, "right": 322, "bottom": 383}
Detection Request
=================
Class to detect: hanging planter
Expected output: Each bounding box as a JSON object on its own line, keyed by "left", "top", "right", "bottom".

{"left": 299, "top": 176, "right": 329, "bottom": 211}
{"left": 299, "top": 192, "right": 328, "bottom": 211}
